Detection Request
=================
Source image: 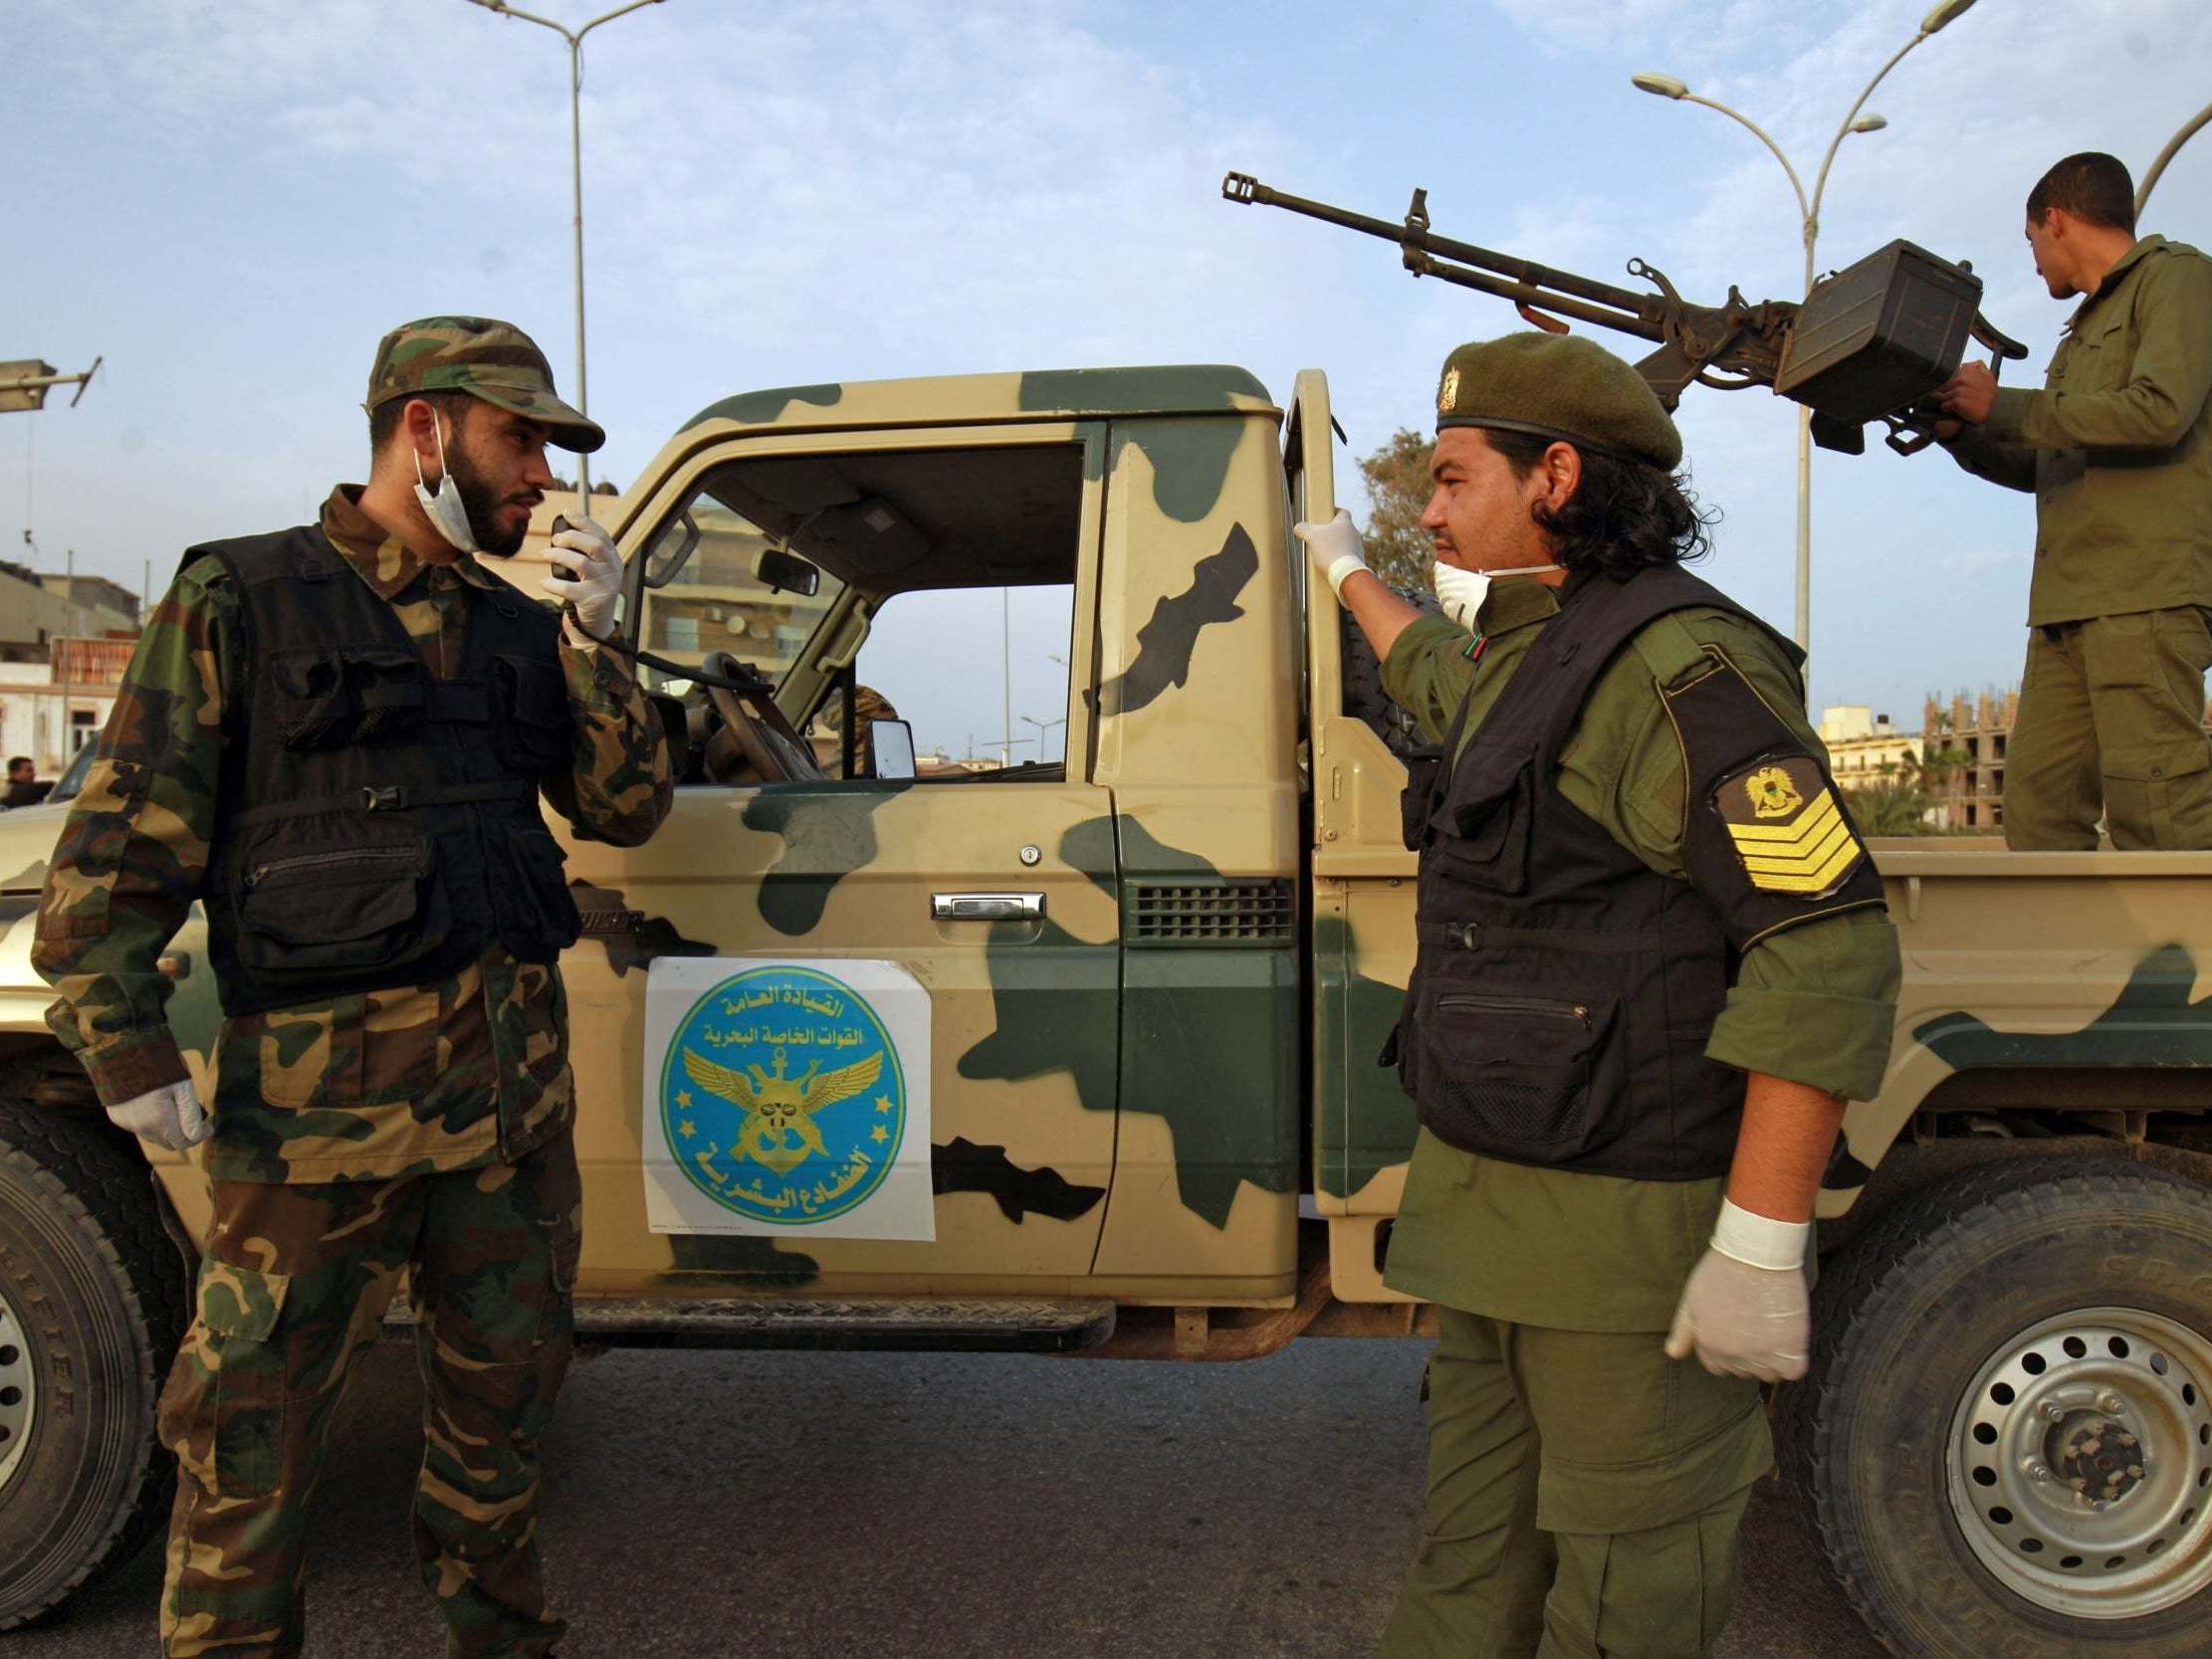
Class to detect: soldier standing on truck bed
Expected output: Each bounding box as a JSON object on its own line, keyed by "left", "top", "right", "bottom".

{"left": 1297, "top": 333, "right": 1900, "bottom": 1658}
{"left": 1936, "top": 150, "right": 2212, "bottom": 851}
{"left": 33, "top": 317, "right": 674, "bottom": 1659}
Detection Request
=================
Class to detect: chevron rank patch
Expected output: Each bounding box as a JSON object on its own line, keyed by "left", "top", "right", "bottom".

{"left": 1713, "top": 755, "right": 1866, "bottom": 897}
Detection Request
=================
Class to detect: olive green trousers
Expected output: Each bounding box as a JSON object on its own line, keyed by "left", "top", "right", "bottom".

{"left": 2006, "top": 606, "right": 2212, "bottom": 851}
{"left": 1381, "top": 1306, "right": 1770, "bottom": 1659}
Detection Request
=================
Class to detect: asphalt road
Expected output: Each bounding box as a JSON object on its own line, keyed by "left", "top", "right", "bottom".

{"left": 14, "top": 1339, "right": 1887, "bottom": 1659}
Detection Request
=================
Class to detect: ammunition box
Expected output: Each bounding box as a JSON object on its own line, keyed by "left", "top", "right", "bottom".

{"left": 1776, "top": 240, "right": 1983, "bottom": 424}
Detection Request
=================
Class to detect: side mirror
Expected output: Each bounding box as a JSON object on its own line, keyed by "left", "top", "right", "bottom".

{"left": 754, "top": 543, "right": 822, "bottom": 597}
{"left": 643, "top": 510, "right": 702, "bottom": 589}
{"left": 869, "top": 719, "right": 916, "bottom": 781}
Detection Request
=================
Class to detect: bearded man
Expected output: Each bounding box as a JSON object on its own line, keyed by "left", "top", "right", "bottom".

{"left": 35, "top": 316, "right": 674, "bottom": 1658}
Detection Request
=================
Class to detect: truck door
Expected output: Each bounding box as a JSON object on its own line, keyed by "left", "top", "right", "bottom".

{"left": 1293, "top": 371, "right": 1426, "bottom": 1301}
{"left": 554, "top": 423, "right": 1121, "bottom": 1294}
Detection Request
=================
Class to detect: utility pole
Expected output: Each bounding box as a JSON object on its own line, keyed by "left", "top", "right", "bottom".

{"left": 462, "top": 0, "right": 666, "bottom": 505}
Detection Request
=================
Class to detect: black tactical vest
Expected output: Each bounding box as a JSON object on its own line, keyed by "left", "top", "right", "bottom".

{"left": 1390, "top": 566, "right": 1885, "bottom": 1180}
{"left": 197, "top": 525, "right": 583, "bottom": 1018}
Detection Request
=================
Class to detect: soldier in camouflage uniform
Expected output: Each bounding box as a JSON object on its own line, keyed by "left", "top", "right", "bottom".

{"left": 34, "top": 317, "right": 674, "bottom": 1658}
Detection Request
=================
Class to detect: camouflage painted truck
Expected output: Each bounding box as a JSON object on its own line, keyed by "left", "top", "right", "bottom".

{"left": 4, "top": 366, "right": 2211, "bottom": 1659}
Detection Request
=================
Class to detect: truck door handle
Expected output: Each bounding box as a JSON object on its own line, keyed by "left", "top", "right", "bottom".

{"left": 932, "top": 892, "right": 1044, "bottom": 922}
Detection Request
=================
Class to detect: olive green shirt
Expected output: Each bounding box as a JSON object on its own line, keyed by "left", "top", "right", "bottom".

{"left": 1946, "top": 235, "right": 2212, "bottom": 627}
{"left": 1378, "top": 579, "right": 1901, "bottom": 1332}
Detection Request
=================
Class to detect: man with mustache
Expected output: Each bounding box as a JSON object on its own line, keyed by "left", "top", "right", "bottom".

{"left": 1300, "top": 333, "right": 1899, "bottom": 1657}
{"left": 35, "top": 316, "right": 674, "bottom": 1657}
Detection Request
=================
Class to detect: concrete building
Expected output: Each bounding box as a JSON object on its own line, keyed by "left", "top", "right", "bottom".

{"left": 0, "top": 560, "right": 138, "bottom": 662}
{"left": 1922, "top": 688, "right": 2018, "bottom": 834}
{"left": 0, "top": 636, "right": 135, "bottom": 777}
{"left": 1818, "top": 706, "right": 1920, "bottom": 783}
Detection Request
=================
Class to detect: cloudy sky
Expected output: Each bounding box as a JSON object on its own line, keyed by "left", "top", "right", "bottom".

{"left": 7, "top": 0, "right": 2211, "bottom": 751}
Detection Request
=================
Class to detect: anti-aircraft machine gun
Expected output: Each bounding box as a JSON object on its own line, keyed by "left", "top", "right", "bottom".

{"left": 1223, "top": 172, "right": 2029, "bottom": 457}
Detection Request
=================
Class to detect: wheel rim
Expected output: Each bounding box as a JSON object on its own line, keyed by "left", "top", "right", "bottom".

{"left": 1948, "top": 1306, "right": 2212, "bottom": 1619}
{"left": 0, "top": 1282, "right": 35, "bottom": 1494}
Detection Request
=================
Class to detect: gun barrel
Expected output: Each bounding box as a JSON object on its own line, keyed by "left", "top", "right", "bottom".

{"left": 1223, "top": 171, "right": 1669, "bottom": 338}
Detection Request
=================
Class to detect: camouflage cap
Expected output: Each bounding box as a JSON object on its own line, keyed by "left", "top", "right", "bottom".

{"left": 1435, "top": 332, "right": 1680, "bottom": 471}
{"left": 366, "top": 315, "right": 605, "bottom": 453}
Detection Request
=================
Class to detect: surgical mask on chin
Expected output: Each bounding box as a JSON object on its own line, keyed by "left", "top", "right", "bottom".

{"left": 412, "top": 416, "right": 482, "bottom": 554}
{"left": 1432, "top": 558, "right": 1560, "bottom": 632}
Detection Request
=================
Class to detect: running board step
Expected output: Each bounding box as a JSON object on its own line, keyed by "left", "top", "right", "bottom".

{"left": 391, "top": 1295, "right": 1115, "bottom": 1353}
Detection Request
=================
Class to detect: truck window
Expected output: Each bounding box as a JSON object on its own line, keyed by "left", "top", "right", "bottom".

{"left": 633, "top": 483, "right": 849, "bottom": 695}
{"left": 827, "top": 582, "right": 1076, "bottom": 779}
{"left": 641, "top": 442, "right": 1090, "bottom": 782}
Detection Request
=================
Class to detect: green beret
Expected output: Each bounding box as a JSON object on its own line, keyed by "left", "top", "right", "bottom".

{"left": 1435, "top": 332, "right": 1681, "bottom": 471}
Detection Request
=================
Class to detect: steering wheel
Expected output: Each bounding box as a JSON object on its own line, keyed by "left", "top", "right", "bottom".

{"left": 699, "top": 651, "right": 826, "bottom": 784}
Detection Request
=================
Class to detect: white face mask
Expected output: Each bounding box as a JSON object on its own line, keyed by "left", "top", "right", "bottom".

{"left": 412, "top": 415, "right": 482, "bottom": 554}
{"left": 1432, "top": 558, "right": 1560, "bottom": 632}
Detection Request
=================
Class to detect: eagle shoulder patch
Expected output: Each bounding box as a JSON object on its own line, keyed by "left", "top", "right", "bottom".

{"left": 1712, "top": 754, "right": 1865, "bottom": 897}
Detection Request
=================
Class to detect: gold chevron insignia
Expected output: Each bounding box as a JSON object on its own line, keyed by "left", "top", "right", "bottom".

{"left": 1716, "top": 757, "right": 1863, "bottom": 896}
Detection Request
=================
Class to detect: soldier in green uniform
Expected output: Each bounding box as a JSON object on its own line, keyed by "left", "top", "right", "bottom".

{"left": 34, "top": 318, "right": 675, "bottom": 1659}
{"left": 1296, "top": 334, "right": 1899, "bottom": 1658}
{"left": 1936, "top": 150, "right": 2212, "bottom": 850}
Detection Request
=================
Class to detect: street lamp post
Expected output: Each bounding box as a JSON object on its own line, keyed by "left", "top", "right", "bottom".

{"left": 1633, "top": 0, "right": 1978, "bottom": 666}
{"left": 2139, "top": 100, "right": 2212, "bottom": 216}
{"left": 462, "top": 0, "right": 665, "bottom": 504}
{"left": 1020, "top": 714, "right": 1067, "bottom": 763}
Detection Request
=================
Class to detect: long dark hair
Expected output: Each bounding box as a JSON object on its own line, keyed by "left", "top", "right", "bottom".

{"left": 1485, "top": 430, "right": 1716, "bottom": 581}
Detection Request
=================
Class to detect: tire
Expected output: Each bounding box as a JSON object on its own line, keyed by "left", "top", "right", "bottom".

{"left": 1338, "top": 592, "right": 1429, "bottom": 759}
{"left": 0, "top": 1095, "right": 188, "bottom": 1629}
{"left": 1779, "top": 1156, "right": 2212, "bottom": 1659}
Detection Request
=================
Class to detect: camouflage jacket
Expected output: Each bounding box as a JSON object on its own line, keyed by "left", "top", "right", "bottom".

{"left": 35, "top": 486, "right": 675, "bottom": 1182}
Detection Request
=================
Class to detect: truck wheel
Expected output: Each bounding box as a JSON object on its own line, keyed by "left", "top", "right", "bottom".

{"left": 0, "top": 1097, "right": 187, "bottom": 1629}
{"left": 1781, "top": 1157, "right": 2212, "bottom": 1658}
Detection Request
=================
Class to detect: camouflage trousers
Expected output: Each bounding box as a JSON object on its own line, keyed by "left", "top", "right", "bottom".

{"left": 2007, "top": 606, "right": 2212, "bottom": 851}
{"left": 157, "top": 1134, "right": 581, "bottom": 1659}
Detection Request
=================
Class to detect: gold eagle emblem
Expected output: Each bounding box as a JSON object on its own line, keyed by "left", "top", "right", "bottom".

{"left": 1745, "top": 765, "right": 1805, "bottom": 820}
{"left": 1438, "top": 366, "right": 1460, "bottom": 411}
{"left": 680, "top": 1045, "right": 884, "bottom": 1175}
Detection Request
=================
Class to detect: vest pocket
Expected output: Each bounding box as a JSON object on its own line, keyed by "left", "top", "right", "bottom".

{"left": 495, "top": 824, "right": 583, "bottom": 957}
{"left": 236, "top": 837, "right": 437, "bottom": 973}
{"left": 1414, "top": 989, "right": 1618, "bottom": 1160}
{"left": 1430, "top": 750, "right": 1534, "bottom": 896}
{"left": 493, "top": 654, "right": 574, "bottom": 775}
{"left": 271, "top": 648, "right": 427, "bottom": 750}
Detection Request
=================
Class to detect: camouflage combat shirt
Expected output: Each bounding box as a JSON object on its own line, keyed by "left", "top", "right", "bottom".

{"left": 1945, "top": 235, "right": 2212, "bottom": 627}
{"left": 35, "top": 486, "right": 675, "bottom": 1183}
{"left": 1378, "top": 579, "right": 1901, "bottom": 1332}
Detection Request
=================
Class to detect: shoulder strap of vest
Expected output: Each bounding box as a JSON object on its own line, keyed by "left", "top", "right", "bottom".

{"left": 180, "top": 523, "right": 335, "bottom": 587}
{"left": 1475, "top": 566, "right": 1797, "bottom": 764}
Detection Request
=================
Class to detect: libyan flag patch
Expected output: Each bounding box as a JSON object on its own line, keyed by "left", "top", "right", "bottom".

{"left": 1714, "top": 756, "right": 1866, "bottom": 897}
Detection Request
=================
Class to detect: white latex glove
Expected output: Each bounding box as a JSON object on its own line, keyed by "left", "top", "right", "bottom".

{"left": 1663, "top": 1198, "right": 1812, "bottom": 1382}
{"left": 107, "top": 1079, "right": 211, "bottom": 1152}
{"left": 1292, "top": 509, "right": 1370, "bottom": 600}
{"left": 541, "top": 516, "right": 623, "bottom": 644}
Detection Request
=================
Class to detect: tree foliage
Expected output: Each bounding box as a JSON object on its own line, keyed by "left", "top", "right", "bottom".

{"left": 1355, "top": 427, "right": 1435, "bottom": 593}
{"left": 1841, "top": 744, "right": 1973, "bottom": 836}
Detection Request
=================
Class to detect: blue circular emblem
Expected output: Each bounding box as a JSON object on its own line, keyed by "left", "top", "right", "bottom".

{"left": 660, "top": 965, "right": 906, "bottom": 1225}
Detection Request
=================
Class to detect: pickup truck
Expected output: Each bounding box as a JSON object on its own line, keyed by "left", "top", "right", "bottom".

{"left": 3, "top": 365, "right": 2208, "bottom": 1659}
